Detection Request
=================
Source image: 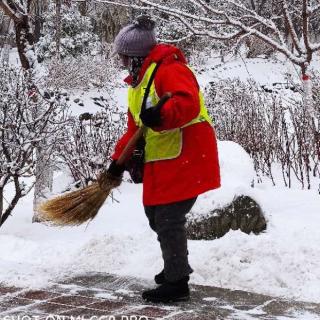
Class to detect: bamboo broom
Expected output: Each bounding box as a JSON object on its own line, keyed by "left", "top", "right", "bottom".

{"left": 37, "top": 127, "right": 144, "bottom": 226}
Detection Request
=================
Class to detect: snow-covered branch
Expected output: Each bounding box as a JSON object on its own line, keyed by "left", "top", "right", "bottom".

{"left": 0, "top": 0, "right": 35, "bottom": 69}
{"left": 302, "top": 0, "right": 312, "bottom": 55}
{"left": 95, "top": 0, "right": 320, "bottom": 74}
{"left": 310, "top": 42, "right": 320, "bottom": 52}
{"left": 0, "top": 0, "right": 23, "bottom": 21}
{"left": 281, "top": 0, "right": 304, "bottom": 55}
{"left": 309, "top": 3, "right": 320, "bottom": 13}
{"left": 0, "top": 66, "right": 69, "bottom": 227}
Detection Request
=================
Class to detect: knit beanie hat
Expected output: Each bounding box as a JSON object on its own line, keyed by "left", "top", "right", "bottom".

{"left": 113, "top": 15, "right": 157, "bottom": 57}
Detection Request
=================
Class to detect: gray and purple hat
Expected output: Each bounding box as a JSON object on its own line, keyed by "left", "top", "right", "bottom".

{"left": 113, "top": 15, "right": 157, "bottom": 57}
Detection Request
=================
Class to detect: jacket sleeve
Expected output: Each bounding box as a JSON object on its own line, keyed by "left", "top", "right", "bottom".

{"left": 153, "top": 62, "right": 201, "bottom": 131}
{"left": 111, "top": 111, "right": 138, "bottom": 160}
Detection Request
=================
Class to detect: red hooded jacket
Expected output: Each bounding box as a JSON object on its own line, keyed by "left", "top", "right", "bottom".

{"left": 112, "top": 44, "right": 221, "bottom": 206}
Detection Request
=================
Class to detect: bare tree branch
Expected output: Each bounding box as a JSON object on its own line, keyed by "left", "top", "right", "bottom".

{"left": 302, "top": 0, "right": 312, "bottom": 55}
{"left": 281, "top": 0, "right": 304, "bottom": 55}
{"left": 0, "top": 0, "right": 23, "bottom": 21}
{"left": 95, "top": 0, "right": 320, "bottom": 74}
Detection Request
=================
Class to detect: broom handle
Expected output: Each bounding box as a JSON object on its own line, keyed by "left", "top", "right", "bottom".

{"left": 116, "top": 127, "right": 144, "bottom": 166}
{"left": 115, "top": 93, "right": 172, "bottom": 167}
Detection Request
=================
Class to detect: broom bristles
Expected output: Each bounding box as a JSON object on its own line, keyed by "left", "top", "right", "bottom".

{"left": 37, "top": 126, "right": 143, "bottom": 227}
{"left": 37, "top": 181, "right": 113, "bottom": 226}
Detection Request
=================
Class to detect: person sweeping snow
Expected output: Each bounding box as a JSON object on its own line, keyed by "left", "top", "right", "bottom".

{"left": 103, "top": 15, "right": 221, "bottom": 303}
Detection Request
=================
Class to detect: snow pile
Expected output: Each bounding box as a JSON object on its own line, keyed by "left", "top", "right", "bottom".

{"left": 192, "top": 140, "right": 255, "bottom": 217}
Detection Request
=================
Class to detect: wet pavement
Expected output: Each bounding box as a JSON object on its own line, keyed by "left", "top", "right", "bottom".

{"left": 0, "top": 272, "right": 319, "bottom": 319}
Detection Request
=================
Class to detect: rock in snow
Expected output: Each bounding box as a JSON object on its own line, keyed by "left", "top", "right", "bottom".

{"left": 187, "top": 141, "right": 267, "bottom": 240}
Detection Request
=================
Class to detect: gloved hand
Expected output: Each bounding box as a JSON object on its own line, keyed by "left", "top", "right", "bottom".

{"left": 140, "top": 92, "right": 172, "bottom": 128}
{"left": 97, "top": 160, "right": 125, "bottom": 191}
{"left": 107, "top": 160, "right": 126, "bottom": 177}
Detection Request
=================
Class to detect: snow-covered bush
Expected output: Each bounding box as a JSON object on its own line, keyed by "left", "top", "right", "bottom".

{"left": 205, "top": 77, "right": 320, "bottom": 190}
{"left": 36, "top": 3, "right": 100, "bottom": 61}
{"left": 58, "top": 98, "right": 126, "bottom": 187}
{"left": 244, "top": 36, "right": 275, "bottom": 59}
{"left": 0, "top": 65, "right": 69, "bottom": 227}
{"left": 44, "top": 55, "right": 120, "bottom": 90}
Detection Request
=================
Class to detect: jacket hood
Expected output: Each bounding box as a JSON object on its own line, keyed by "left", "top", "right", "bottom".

{"left": 145, "top": 43, "right": 187, "bottom": 65}
{"left": 124, "top": 44, "right": 187, "bottom": 85}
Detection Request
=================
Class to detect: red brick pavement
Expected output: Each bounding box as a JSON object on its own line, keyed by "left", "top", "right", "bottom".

{"left": 0, "top": 273, "right": 319, "bottom": 320}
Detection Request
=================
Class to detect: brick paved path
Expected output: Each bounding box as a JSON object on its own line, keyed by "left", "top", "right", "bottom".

{"left": 1, "top": 273, "right": 319, "bottom": 320}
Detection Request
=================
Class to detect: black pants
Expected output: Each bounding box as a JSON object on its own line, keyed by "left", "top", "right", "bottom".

{"left": 144, "top": 197, "right": 197, "bottom": 282}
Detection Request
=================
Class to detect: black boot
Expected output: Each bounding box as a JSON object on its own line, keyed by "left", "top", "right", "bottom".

{"left": 155, "top": 265, "right": 193, "bottom": 285}
{"left": 142, "top": 276, "right": 190, "bottom": 303}
{"left": 154, "top": 269, "right": 165, "bottom": 285}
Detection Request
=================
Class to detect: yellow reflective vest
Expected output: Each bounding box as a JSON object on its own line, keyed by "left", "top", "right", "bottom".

{"left": 128, "top": 62, "right": 212, "bottom": 163}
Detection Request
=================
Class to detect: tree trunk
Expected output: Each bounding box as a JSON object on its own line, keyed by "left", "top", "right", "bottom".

{"left": 15, "top": 14, "right": 35, "bottom": 69}
{"left": 79, "top": 1, "right": 88, "bottom": 16}
{"left": 30, "top": 0, "right": 46, "bottom": 43}
{"left": 33, "top": 145, "right": 53, "bottom": 222}
{"left": 55, "top": 0, "right": 61, "bottom": 59}
{"left": 100, "top": 6, "right": 130, "bottom": 43}
{"left": 0, "top": 176, "right": 23, "bottom": 227}
{"left": 302, "top": 73, "right": 313, "bottom": 112}
{"left": 0, "top": 188, "right": 3, "bottom": 223}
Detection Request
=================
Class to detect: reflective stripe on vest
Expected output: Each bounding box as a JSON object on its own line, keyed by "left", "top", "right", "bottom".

{"left": 128, "top": 62, "right": 212, "bottom": 163}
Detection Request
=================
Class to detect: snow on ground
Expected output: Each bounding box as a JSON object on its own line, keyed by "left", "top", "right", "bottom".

{"left": 198, "top": 57, "right": 293, "bottom": 86}
{"left": 1, "top": 139, "right": 320, "bottom": 304}
{"left": 68, "top": 87, "right": 127, "bottom": 116}
{"left": 197, "top": 53, "right": 320, "bottom": 86}
{"left": 1, "top": 54, "right": 320, "bottom": 304}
